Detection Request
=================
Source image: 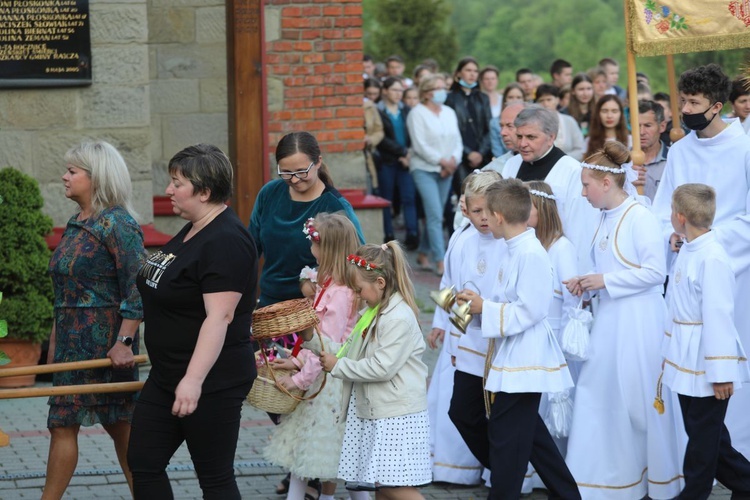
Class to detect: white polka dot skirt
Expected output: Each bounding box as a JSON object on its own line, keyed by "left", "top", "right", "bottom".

{"left": 338, "top": 391, "right": 432, "bottom": 487}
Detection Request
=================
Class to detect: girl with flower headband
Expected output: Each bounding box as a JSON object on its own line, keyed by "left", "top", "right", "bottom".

{"left": 519, "top": 180, "right": 580, "bottom": 494}
{"left": 301, "top": 241, "right": 432, "bottom": 498}
{"left": 264, "top": 212, "right": 360, "bottom": 500}
{"left": 564, "top": 141, "right": 683, "bottom": 499}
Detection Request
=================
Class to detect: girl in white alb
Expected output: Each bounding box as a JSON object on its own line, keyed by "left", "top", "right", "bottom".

{"left": 521, "top": 181, "right": 579, "bottom": 494}
{"left": 564, "top": 142, "right": 683, "bottom": 500}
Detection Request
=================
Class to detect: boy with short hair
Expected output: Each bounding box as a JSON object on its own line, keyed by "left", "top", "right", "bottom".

{"left": 662, "top": 183, "right": 750, "bottom": 499}
{"left": 457, "top": 178, "right": 579, "bottom": 500}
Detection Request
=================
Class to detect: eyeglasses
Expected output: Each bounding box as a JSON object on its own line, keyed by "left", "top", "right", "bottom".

{"left": 277, "top": 161, "right": 315, "bottom": 180}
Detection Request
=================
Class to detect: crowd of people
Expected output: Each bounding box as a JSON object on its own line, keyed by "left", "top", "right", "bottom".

{"left": 39, "top": 57, "right": 750, "bottom": 500}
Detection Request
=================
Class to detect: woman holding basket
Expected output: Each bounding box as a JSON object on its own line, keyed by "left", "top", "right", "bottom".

{"left": 127, "top": 144, "right": 258, "bottom": 499}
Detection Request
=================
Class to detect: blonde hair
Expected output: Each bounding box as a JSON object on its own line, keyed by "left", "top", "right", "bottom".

{"left": 464, "top": 170, "right": 502, "bottom": 203}
{"left": 486, "top": 178, "right": 531, "bottom": 224}
{"left": 418, "top": 74, "right": 445, "bottom": 102}
{"left": 313, "top": 212, "right": 361, "bottom": 286}
{"left": 672, "top": 183, "right": 716, "bottom": 229}
{"left": 526, "top": 181, "right": 563, "bottom": 250}
{"left": 345, "top": 241, "right": 419, "bottom": 318}
{"left": 64, "top": 140, "right": 137, "bottom": 218}
{"left": 582, "top": 141, "right": 630, "bottom": 190}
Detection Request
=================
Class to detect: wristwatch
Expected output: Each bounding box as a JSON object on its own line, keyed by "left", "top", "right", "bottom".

{"left": 117, "top": 335, "right": 134, "bottom": 347}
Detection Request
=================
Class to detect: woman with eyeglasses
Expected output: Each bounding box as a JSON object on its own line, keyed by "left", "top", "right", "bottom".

{"left": 249, "top": 131, "right": 365, "bottom": 309}
{"left": 249, "top": 131, "right": 364, "bottom": 496}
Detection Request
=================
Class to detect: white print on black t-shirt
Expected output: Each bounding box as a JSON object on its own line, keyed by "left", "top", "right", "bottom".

{"left": 139, "top": 250, "right": 176, "bottom": 289}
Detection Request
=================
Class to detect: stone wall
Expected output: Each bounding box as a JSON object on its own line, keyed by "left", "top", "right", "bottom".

{"left": 147, "top": 0, "right": 229, "bottom": 196}
{"left": 0, "top": 0, "right": 153, "bottom": 227}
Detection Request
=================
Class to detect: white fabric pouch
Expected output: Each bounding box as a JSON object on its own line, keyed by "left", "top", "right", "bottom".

{"left": 545, "top": 389, "right": 573, "bottom": 438}
{"left": 560, "top": 299, "right": 592, "bottom": 361}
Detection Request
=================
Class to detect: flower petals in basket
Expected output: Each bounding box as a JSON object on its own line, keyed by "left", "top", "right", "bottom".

{"left": 251, "top": 298, "right": 319, "bottom": 341}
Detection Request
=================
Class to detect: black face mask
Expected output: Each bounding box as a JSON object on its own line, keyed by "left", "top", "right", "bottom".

{"left": 682, "top": 103, "right": 719, "bottom": 131}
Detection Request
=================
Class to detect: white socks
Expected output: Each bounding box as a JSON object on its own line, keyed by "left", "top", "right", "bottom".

{"left": 286, "top": 474, "right": 307, "bottom": 500}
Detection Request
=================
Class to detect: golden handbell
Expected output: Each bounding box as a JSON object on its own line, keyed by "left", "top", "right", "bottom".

{"left": 653, "top": 372, "right": 665, "bottom": 415}
{"left": 430, "top": 286, "right": 456, "bottom": 313}
{"left": 449, "top": 301, "right": 473, "bottom": 334}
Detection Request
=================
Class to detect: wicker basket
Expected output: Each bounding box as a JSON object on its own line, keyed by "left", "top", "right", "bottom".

{"left": 247, "top": 359, "right": 304, "bottom": 414}
{"left": 246, "top": 326, "right": 328, "bottom": 414}
{"left": 252, "top": 298, "right": 319, "bottom": 340}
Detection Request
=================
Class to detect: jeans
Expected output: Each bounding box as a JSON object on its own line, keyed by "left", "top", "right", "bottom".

{"left": 377, "top": 161, "right": 418, "bottom": 238}
{"left": 127, "top": 378, "right": 251, "bottom": 500}
{"left": 411, "top": 168, "right": 451, "bottom": 262}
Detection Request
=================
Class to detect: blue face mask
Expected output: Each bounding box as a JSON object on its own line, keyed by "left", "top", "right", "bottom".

{"left": 459, "top": 79, "right": 477, "bottom": 89}
{"left": 431, "top": 89, "right": 447, "bottom": 104}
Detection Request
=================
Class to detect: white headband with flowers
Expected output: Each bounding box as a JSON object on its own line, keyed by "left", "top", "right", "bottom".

{"left": 529, "top": 189, "right": 556, "bottom": 201}
{"left": 581, "top": 161, "right": 639, "bottom": 198}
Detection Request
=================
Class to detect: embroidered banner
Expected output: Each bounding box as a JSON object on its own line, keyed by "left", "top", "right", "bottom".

{"left": 627, "top": 0, "right": 750, "bottom": 56}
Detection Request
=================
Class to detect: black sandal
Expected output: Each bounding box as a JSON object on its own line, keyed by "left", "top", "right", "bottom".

{"left": 304, "top": 479, "right": 321, "bottom": 500}
{"left": 275, "top": 473, "right": 290, "bottom": 495}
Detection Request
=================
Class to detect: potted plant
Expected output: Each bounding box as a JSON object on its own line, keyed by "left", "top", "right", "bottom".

{"left": 0, "top": 168, "right": 54, "bottom": 388}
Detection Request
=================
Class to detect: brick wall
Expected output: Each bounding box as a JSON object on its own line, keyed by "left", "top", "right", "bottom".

{"left": 264, "top": 0, "right": 366, "bottom": 188}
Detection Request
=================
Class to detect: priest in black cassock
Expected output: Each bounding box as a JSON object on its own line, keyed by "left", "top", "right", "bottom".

{"left": 501, "top": 105, "right": 600, "bottom": 272}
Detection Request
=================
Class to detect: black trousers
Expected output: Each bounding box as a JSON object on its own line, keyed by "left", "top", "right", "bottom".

{"left": 488, "top": 392, "right": 580, "bottom": 500}
{"left": 677, "top": 394, "right": 750, "bottom": 500}
{"left": 127, "top": 378, "right": 252, "bottom": 500}
{"left": 448, "top": 370, "right": 490, "bottom": 469}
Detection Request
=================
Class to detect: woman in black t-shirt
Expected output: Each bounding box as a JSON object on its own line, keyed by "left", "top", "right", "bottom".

{"left": 128, "top": 144, "right": 258, "bottom": 499}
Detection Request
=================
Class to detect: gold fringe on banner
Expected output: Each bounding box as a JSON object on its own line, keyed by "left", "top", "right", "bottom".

{"left": 627, "top": 0, "right": 750, "bottom": 56}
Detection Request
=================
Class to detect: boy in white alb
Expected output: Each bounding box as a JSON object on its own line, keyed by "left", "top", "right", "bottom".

{"left": 446, "top": 171, "right": 507, "bottom": 474}
{"left": 457, "top": 178, "right": 579, "bottom": 500}
{"left": 652, "top": 64, "right": 750, "bottom": 456}
{"left": 426, "top": 212, "right": 482, "bottom": 485}
{"left": 662, "top": 184, "right": 750, "bottom": 499}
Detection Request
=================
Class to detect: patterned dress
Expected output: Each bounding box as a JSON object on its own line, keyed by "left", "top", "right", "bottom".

{"left": 47, "top": 206, "right": 145, "bottom": 428}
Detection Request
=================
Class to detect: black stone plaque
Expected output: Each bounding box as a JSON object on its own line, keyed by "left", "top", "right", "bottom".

{"left": 0, "top": 0, "right": 91, "bottom": 88}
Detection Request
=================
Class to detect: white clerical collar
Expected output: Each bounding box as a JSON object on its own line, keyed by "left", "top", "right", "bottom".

{"left": 531, "top": 145, "right": 555, "bottom": 164}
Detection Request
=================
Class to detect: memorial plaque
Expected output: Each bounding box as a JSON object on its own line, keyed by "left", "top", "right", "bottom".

{"left": 0, "top": 0, "right": 91, "bottom": 88}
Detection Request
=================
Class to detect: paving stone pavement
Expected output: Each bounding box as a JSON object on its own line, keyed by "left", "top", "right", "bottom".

{"left": 0, "top": 246, "right": 731, "bottom": 499}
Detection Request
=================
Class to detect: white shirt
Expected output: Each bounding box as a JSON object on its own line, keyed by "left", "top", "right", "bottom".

{"left": 662, "top": 231, "right": 750, "bottom": 397}
{"left": 407, "top": 103, "right": 463, "bottom": 174}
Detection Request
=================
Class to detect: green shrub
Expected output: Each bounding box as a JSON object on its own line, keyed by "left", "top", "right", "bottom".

{"left": 0, "top": 168, "right": 54, "bottom": 345}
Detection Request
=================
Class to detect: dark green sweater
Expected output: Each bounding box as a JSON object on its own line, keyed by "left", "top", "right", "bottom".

{"left": 249, "top": 179, "right": 364, "bottom": 307}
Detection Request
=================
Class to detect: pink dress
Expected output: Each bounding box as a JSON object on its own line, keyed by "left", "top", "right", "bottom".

{"left": 264, "top": 280, "right": 358, "bottom": 480}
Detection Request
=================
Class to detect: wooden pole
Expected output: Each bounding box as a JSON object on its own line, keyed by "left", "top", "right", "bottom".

{"left": 666, "top": 54, "right": 686, "bottom": 143}
{"left": 0, "top": 381, "right": 144, "bottom": 399}
{"left": 0, "top": 355, "right": 149, "bottom": 378}
{"left": 226, "top": 0, "right": 267, "bottom": 225}
{"left": 623, "top": 0, "right": 645, "bottom": 194}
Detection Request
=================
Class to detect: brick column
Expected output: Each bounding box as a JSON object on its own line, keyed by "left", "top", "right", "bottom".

{"left": 264, "top": 0, "right": 365, "bottom": 188}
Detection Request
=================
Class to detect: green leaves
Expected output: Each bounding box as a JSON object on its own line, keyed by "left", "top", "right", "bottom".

{"left": 364, "top": 0, "right": 458, "bottom": 72}
{"left": 0, "top": 168, "right": 54, "bottom": 345}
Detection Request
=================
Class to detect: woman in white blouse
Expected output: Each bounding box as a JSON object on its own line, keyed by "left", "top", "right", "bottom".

{"left": 406, "top": 74, "right": 463, "bottom": 276}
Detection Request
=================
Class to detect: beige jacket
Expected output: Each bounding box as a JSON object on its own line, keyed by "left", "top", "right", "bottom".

{"left": 306, "top": 293, "right": 427, "bottom": 420}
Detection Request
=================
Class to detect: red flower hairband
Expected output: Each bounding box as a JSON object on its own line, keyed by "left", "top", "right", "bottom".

{"left": 303, "top": 217, "right": 320, "bottom": 242}
{"left": 347, "top": 254, "right": 380, "bottom": 272}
